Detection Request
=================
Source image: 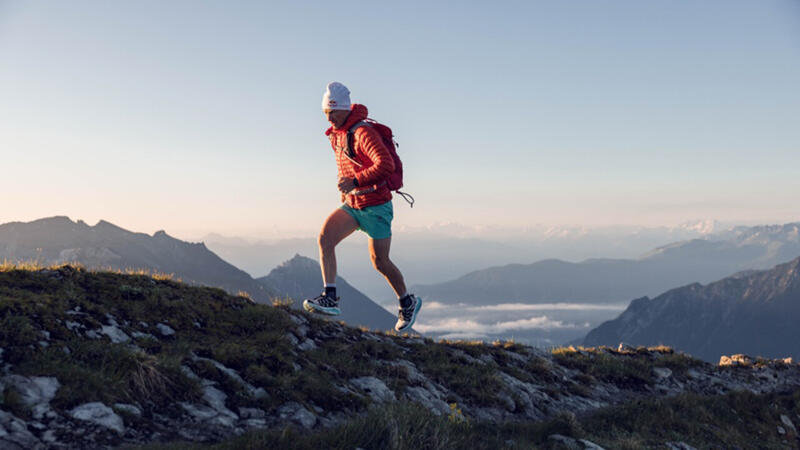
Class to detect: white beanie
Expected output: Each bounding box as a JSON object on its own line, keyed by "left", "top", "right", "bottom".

{"left": 322, "top": 81, "right": 351, "bottom": 111}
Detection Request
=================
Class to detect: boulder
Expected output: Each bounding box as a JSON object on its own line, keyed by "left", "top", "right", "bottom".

{"left": 0, "top": 410, "right": 43, "bottom": 449}
{"left": 69, "top": 402, "right": 125, "bottom": 434}
{"left": 350, "top": 377, "right": 396, "bottom": 403}
{"left": 1, "top": 375, "right": 60, "bottom": 420}
{"left": 276, "top": 402, "right": 317, "bottom": 429}
{"left": 156, "top": 323, "right": 176, "bottom": 336}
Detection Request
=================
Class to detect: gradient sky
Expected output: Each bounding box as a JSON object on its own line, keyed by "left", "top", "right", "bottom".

{"left": 1, "top": 1, "right": 798, "bottom": 238}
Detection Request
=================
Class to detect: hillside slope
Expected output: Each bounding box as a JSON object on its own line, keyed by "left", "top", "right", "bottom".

{"left": 0, "top": 265, "right": 798, "bottom": 449}
{"left": 583, "top": 257, "right": 800, "bottom": 362}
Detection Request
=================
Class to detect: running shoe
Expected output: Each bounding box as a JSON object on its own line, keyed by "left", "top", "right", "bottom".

{"left": 395, "top": 295, "right": 422, "bottom": 331}
{"left": 303, "top": 293, "right": 341, "bottom": 316}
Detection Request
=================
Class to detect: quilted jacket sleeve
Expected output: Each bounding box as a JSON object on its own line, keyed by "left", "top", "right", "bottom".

{"left": 353, "top": 126, "right": 395, "bottom": 187}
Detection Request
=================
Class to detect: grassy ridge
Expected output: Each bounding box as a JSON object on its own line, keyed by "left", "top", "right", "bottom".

{"left": 2, "top": 264, "right": 798, "bottom": 449}
{"left": 133, "top": 389, "right": 800, "bottom": 450}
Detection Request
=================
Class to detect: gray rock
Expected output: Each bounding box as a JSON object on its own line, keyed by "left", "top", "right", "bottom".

{"left": 472, "top": 407, "right": 504, "bottom": 422}
{"left": 180, "top": 402, "right": 221, "bottom": 422}
{"left": 69, "top": 402, "right": 125, "bottom": 433}
{"left": 777, "top": 426, "right": 786, "bottom": 435}
{"left": 64, "top": 320, "right": 83, "bottom": 332}
{"left": 450, "top": 349, "right": 484, "bottom": 365}
{"left": 131, "top": 331, "right": 156, "bottom": 340}
{"left": 653, "top": 367, "right": 672, "bottom": 380}
{"left": 547, "top": 434, "right": 605, "bottom": 450}
{"left": 404, "top": 386, "right": 451, "bottom": 415}
{"left": 719, "top": 354, "right": 753, "bottom": 366}
{"left": 350, "top": 377, "right": 396, "bottom": 403}
{"left": 579, "top": 439, "right": 606, "bottom": 449}
{"left": 181, "top": 365, "right": 202, "bottom": 381}
{"left": 297, "top": 339, "right": 317, "bottom": 351}
{"left": 84, "top": 329, "right": 101, "bottom": 339}
{"left": 780, "top": 414, "right": 797, "bottom": 433}
{"left": 277, "top": 402, "right": 317, "bottom": 429}
{"left": 243, "top": 418, "right": 267, "bottom": 428}
{"left": 0, "top": 410, "right": 43, "bottom": 449}
{"left": 202, "top": 386, "right": 238, "bottom": 422}
{"left": 156, "top": 323, "right": 176, "bottom": 336}
{"left": 497, "top": 391, "right": 516, "bottom": 412}
{"left": 114, "top": 403, "right": 142, "bottom": 417}
{"left": 180, "top": 401, "right": 237, "bottom": 429}
{"left": 1, "top": 375, "right": 60, "bottom": 419}
{"left": 100, "top": 325, "right": 131, "bottom": 344}
{"left": 496, "top": 372, "right": 545, "bottom": 420}
{"left": 192, "top": 356, "right": 267, "bottom": 399}
{"left": 386, "top": 360, "right": 428, "bottom": 384}
{"left": 41, "top": 429, "right": 57, "bottom": 443}
{"left": 238, "top": 407, "right": 266, "bottom": 420}
{"left": 295, "top": 325, "right": 310, "bottom": 338}
{"left": 618, "top": 342, "right": 635, "bottom": 352}
{"left": 66, "top": 306, "right": 85, "bottom": 315}
{"left": 285, "top": 333, "right": 299, "bottom": 346}
{"left": 548, "top": 434, "right": 581, "bottom": 449}
{"left": 288, "top": 314, "right": 308, "bottom": 326}
{"left": 665, "top": 442, "right": 698, "bottom": 450}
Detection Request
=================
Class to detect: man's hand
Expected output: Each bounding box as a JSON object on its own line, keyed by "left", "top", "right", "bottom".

{"left": 338, "top": 177, "right": 357, "bottom": 193}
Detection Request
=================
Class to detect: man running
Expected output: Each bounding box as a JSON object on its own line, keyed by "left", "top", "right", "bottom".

{"left": 303, "top": 81, "right": 422, "bottom": 332}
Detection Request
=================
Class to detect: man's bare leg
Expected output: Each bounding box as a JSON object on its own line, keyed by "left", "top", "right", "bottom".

{"left": 318, "top": 208, "right": 358, "bottom": 286}
{"left": 368, "top": 237, "right": 407, "bottom": 297}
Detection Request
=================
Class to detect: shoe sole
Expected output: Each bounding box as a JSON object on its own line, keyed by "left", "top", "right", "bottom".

{"left": 395, "top": 297, "right": 423, "bottom": 332}
{"left": 303, "top": 299, "right": 341, "bottom": 316}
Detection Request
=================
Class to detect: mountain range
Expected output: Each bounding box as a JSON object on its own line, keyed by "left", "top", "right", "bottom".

{"left": 413, "top": 222, "right": 800, "bottom": 305}
{"left": 583, "top": 256, "right": 800, "bottom": 362}
{"left": 0, "top": 216, "right": 277, "bottom": 303}
{"left": 201, "top": 220, "right": 728, "bottom": 303}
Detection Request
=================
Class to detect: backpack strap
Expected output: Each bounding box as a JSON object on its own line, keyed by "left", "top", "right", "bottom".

{"left": 395, "top": 190, "right": 415, "bottom": 208}
{"left": 346, "top": 121, "right": 370, "bottom": 158}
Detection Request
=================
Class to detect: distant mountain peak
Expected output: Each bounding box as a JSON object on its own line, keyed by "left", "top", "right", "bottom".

{"left": 276, "top": 254, "right": 318, "bottom": 269}
{"left": 583, "top": 255, "right": 800, "bottom": 361}
{"left": 93, "top": 219, "right": 130, "bottom": 233}
{"left": 677, "top": 219, "right": 721, "bottom": 235}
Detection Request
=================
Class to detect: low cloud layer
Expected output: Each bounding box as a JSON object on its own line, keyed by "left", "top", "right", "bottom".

{"left": 413, "top": 315, "right": 589, "bottom": 335}
{"left": 422, "top": 302, "right": 627, "bottom": 312}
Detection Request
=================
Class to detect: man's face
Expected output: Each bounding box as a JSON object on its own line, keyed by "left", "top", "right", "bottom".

{"left": 324, "top": 109, "right": 350, "bottom": 128}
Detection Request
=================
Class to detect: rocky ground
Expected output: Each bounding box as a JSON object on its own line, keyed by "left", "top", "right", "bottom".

{"left": 1, "top": 265, "right": 799, "bottom": 449}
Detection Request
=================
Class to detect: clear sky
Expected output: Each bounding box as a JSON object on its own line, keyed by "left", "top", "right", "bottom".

{"left": 1, "top": 0, "right": 798, "bottom": 238}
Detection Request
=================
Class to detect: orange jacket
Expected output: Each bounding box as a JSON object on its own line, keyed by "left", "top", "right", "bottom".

{"left": 325, "top": 104, "right": 394, "bottom": 209}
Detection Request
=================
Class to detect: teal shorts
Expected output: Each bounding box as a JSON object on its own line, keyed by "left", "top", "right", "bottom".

{"left": 340, "top": 201, "right": 393, "bottom": 240}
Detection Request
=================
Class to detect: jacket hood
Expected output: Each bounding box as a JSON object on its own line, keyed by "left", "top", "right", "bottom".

{"left": 325, "top": 103, "right": 368, "bottom": 135}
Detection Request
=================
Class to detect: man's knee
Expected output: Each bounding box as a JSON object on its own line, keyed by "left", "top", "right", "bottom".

{"left": 318, "top": 232, "right": 337, "bottom": 251}
{"left": 371, "top": 254, "right": 391, "bottom": 273}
